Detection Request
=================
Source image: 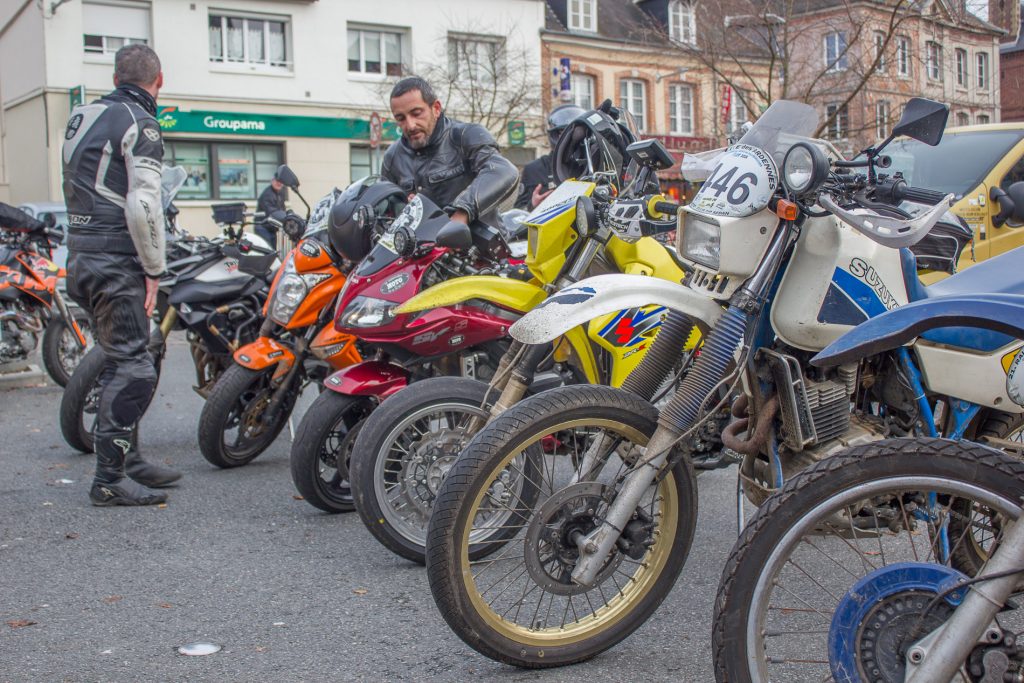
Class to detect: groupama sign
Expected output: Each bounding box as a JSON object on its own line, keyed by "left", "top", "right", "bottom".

{"left": 156, "top": 106, "right": 399, "bottom": 140}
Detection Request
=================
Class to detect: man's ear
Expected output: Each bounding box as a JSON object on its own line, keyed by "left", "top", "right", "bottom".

{"left": 113, "top": 73, "right": 120, "bottom": 87}
{"left": 155, "top": 72, "right": 164, "bottom": 89}
{"left": 432, "top": 100, "right": 442, "bottom": 117}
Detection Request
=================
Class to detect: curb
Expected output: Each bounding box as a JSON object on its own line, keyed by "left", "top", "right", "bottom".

{"left": 0, "top": 363, "right": 48, "bottom": 390}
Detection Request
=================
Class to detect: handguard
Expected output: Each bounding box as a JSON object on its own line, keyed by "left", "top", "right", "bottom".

{"left": 818, "top": 193, "right": 955, "bottom": 248}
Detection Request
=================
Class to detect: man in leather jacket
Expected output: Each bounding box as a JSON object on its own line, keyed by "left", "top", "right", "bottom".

{"left": 61, "top": 44, "right": 180, "bottom": 507}
{"left": 381, "top": 77, "right": 518, "bottom": 228}
{"left": 255, "top": 174, "right": 286, "bottom": 246}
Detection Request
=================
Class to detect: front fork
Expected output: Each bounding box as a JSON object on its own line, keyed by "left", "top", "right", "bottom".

{"left": 51, "top": 288, "right": 88, "bottom": 349}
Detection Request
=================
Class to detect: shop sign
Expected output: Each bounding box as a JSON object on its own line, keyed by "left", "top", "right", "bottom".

{"left": 69, "top": 85, "right": 85, "bottom": 112}
{"left": 156, "top": 106, "right": 399, "bottom": 140}
{"left": 507, "top": 120, "right": 526, "bottom": 146}
{"left": 650, "top": 134, "right": 713, "bottom": 153}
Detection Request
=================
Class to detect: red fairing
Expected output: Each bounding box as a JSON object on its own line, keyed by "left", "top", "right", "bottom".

{"left": 384, "top": 306, "right": 510, "bottom": 356}
{"left": 322, "top": 360, "right": 410, "bottom": 398}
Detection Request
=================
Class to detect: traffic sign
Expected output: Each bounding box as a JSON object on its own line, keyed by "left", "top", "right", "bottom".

{"left": 369, "top": 112, "right": 383, "bottom": 148}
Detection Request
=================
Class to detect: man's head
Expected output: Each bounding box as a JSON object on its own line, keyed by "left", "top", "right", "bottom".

{"left": 113, "top": 44, "right": 163, "bottom": 98}
{"left": 271, "top": 177, "right": 284, "bottom": 192}
{"left": 389, "top": 77, "right": 442, "bottom": 150}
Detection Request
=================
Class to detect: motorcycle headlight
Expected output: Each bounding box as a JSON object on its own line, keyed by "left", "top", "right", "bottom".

{"left": 781, "top": 141, "right": 829, "bottom": 197}
{"left": 680, "top": 212, "right": 721, "bottom": 270}
{"left": 338, "top": 295, "right": 397, "bottom": 328}
{"left": 268, "top": 256, "right": 307, "bottom": 324}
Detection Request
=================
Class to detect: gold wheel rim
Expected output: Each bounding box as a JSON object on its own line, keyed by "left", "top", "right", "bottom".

{"left": 457, "top": 418, "right": 679, "bottom": 647}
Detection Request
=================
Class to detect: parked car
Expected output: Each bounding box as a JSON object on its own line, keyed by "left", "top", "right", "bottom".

{"left": 886, "top": 121, "right": 1024, "bottom": 280}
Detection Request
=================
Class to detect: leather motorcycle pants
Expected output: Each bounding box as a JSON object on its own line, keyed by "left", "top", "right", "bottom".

{"left": 66, "top": 251, "right": 158, "bottom": 482}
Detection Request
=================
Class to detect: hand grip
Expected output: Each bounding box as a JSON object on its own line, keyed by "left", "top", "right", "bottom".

{"left": 653, "top": 201, "right": 681, "bottom": 216}
{"left": 893, "top": 182, "right": 947, "bottom": 206}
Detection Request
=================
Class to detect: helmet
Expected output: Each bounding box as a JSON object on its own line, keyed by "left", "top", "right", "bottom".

{"left": 329, "top": 176, "right": 407, "bottom": 262}
{"left": 547, "top": 104, "right": 586, "bottom": 145}
{"left": 552, "top": 102, "right": 636, "bottom": 186}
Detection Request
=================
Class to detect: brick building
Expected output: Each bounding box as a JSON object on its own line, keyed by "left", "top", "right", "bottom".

{"left": 999, "top": 2, "right": 1024, "bottom": 121}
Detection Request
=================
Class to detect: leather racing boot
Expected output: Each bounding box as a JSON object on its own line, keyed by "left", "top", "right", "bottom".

{"left": 123, "top": 430, "right": 181, "bottom": 488}
{"left": 89, "top": 434, "right": 168, "bottom": 507}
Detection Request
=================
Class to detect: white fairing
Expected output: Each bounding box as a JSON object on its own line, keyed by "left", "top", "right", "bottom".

{"left": 915, "top": 341, "right": 1024, "bottom": 413}
{"left": 771, "top": 215, "right": 910, "bottom": 351}
{"left": 509, "top": 273, "right": 724, "bottom": 345}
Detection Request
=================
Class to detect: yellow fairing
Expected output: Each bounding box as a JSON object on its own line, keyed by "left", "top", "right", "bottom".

{"left": 396, "top": 276, "right": 547, "bottom": 315}
{"left": 524, "top": 180, "right": 596, "bottom": 282}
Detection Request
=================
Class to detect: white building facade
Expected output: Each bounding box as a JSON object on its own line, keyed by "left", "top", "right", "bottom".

{"left": 0, "top": 0, "right": 545, "bottom": 231}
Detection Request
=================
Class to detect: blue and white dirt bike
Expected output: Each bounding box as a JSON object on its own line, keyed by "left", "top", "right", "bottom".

{"left": 424, "top": 97, "right": 1024, "bottom": 668}
{"left": 713, "top": 295, "right": 1024, "bottom": 681}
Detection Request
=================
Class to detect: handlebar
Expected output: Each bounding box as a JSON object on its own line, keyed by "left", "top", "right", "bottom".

{"left": 874, "top": 177, "right": 948, "bottom": 206}
{"left": 652, "top": 200, "right": 681, "bottom": 216}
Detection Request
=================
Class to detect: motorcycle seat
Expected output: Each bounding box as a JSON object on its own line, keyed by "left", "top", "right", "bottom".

{"left": 901, "top": 246, "right": 1024, "bottom": 352}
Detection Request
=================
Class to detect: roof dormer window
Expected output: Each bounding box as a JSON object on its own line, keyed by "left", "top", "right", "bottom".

{"left": 669, "top": 1, "right": 696, "bottom": 46}
{"left": 568, "top": 0, "right": 597, "bottom": 33}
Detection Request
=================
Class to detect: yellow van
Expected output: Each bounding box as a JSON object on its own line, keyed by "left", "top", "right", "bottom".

{"left": 886, "top": 122, "right": 1024, "bottom": 275}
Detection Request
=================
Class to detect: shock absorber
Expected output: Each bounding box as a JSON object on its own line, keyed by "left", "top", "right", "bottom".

{"left": 621, "top": 309, "right": 695, "bottom": 402}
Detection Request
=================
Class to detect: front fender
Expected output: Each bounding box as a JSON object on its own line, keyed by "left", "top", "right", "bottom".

{"left": 812, "top": 293, "right": 1024, "bottom": 367}
{"left": 509, "top": 274, "right": 723, "bottom": 345}
{"left": 235, "top": 338, "right": 296, "bottom": 372}
{"left": 323, "top": 360, "right": 410, "bottom": 398}
{"left": 396, "top": 276, "right": 546, "bottom": 315}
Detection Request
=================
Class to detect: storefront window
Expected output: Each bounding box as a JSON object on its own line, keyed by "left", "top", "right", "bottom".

{"left": 350, "top": 145, "right": 387, "bottom": 182}
{"left": 163, "top": 141, "right": 283, "bottom": 200}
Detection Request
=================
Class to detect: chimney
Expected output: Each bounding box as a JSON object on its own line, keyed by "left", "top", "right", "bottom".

{"left": 989, "top": 0, "right": 1021, "bottom": 41}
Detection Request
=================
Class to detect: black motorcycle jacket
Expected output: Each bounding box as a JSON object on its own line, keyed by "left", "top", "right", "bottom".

{"left": 380, "top": 114, "right": 518, "bottom": 224}
{"left": 61, "top": 84, "right": 165, "bottom": 277}
{"left": 0, "top": 202, "right": 46, "bottom": 233}
{"left": 514, "top": 154, "right": 555, "bottom": 210}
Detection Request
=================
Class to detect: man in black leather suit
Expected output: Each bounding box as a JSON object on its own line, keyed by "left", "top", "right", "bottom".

{"left": 61, "top": 44, "right": 180, "bottom": 506}
{"left": 514, "top": 104, "right": 585, "bottom": 210}
{"left": 381, "top": 77, "right": 518, "bottom": 228}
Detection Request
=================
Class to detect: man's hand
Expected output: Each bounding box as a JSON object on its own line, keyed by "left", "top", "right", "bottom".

{"left": 450, "top": 209, "right": 470, "bottom": 225}
{"left": 531, "top": 184, "right": 554, "bottom": 209}
{"left": 144, "top": 276, "right": 160, "bottom": 316}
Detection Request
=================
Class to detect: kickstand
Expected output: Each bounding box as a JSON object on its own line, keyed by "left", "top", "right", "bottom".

{"left": 736, "top": 474, "right": 745, "bottom": 535}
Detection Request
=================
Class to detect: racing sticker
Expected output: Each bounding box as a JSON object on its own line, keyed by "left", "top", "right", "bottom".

{"left": 598, "top": 306, "right": 666, "bottom": 347}
{"left": 1003, "top": 346, "right": 1024, "bottom": 407}
{"left": 689, "top": 144, "right": 778, "bottom": 218}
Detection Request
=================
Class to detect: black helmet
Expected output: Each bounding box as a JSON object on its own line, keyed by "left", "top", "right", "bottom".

{"left": 547, "top": 104, "right": 586, "bottom": 143}
{"left": 329, "top": 176, "right": 406, "bottom": 262}
{"left": 552, "top": 101, "right": 636, "bottom": 186}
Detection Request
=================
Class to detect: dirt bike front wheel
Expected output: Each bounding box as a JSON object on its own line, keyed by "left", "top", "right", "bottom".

{"left": 426, "top": 384, "right": 697, "bottom": 668}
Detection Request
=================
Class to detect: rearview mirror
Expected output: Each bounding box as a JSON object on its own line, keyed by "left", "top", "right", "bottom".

{"left": 435, "top": 220, "right": 473, "bottom": 251}
{"left": 892, "top": 98, "right": 949, "bottom": 147}
{"left": 992, "top": 182, "right": 1024, "bottom": 227}
{"left": 275, "top": 164, "right": 300, "bottom": 190}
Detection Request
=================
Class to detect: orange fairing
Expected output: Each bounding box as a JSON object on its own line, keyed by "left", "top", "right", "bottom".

{"left": 311, "top": 326, "right": 361, "bottom": 369}
{"left": 234, "top": 337, "right": 296, "bottom": 374}
{"left": 292, "top": 238, "right": 334, "bottom": 272}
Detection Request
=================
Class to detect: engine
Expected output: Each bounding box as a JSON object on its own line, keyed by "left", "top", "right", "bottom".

{"left": 0, "top": 302, "right": 42, "bottom": 363}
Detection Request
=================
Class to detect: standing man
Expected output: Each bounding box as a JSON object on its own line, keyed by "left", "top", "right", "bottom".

{"left": 381, "top": 77, "right": 518, "bottom": 228}
{"left": 62, "top": 44, "right": 181, "bottom": 507}
{"left": 255, "top": 173, "right": 286, "bottom": 246}
{"left": 514, "top": 104, "right": 585, "bottom": 210}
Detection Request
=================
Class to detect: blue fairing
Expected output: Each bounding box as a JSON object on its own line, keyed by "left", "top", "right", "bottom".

{"left": 813, "top": 293, "right": 1024, "bottom": 367}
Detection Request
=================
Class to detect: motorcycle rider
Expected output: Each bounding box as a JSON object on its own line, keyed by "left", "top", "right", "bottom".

{"left": 381, "top": 77, "right": 518, "bottom": 228}
{"left": 514, "top": 104, "right": 585, "bottom": 210}
{"left": 255, "top": 173, "right": 286, "bottom": 247}
{"left": 61, "top": 44, "right": 181, "bottom": 506}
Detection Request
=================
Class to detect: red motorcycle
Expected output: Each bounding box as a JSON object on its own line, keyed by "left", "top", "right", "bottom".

{"left": 289, "top": 192, "right": 516, "bottom": 512}
{"left": 0, "top": 221, "right": 91, "bottom": 385}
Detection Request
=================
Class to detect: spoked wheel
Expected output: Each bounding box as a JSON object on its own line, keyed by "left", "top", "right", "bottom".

{"left": 197, "top": 364, "right": 294, "bottom": 468}
{"left": 290, "top": 391, "right": 374, "bottom": 513}
{"left": 948, "top": 414, "right": 1024, "bottom": 585}
{"left": 351, "top": 377, "right": 510, "bottom": 563}
{"left": 41, "top": 309, "right": 94, "bottom": 387}
{"left": 426, "top": 385, "right": 698, "bottom": 668}
{"left": 713, "top": 438, "right": 1024, "bottom": 683}
{"left": 59, "top": 344, "right": 105, "bottom": 453}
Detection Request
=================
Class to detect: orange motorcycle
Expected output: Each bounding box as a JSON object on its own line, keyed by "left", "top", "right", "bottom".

{"left": 197, "top": 182, "right": 364, "bottom": 468}
{"left": 0, "top": 220, "right": 92, "bottom": 386}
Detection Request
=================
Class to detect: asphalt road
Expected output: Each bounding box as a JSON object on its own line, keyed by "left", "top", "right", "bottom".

{"left": 0, "top": 335, "right": 738, "bottom": 682}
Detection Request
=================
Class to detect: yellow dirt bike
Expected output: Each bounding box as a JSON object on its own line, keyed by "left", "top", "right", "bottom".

{"left": 348, "top": 136, "right": 704, "bottom": 563}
